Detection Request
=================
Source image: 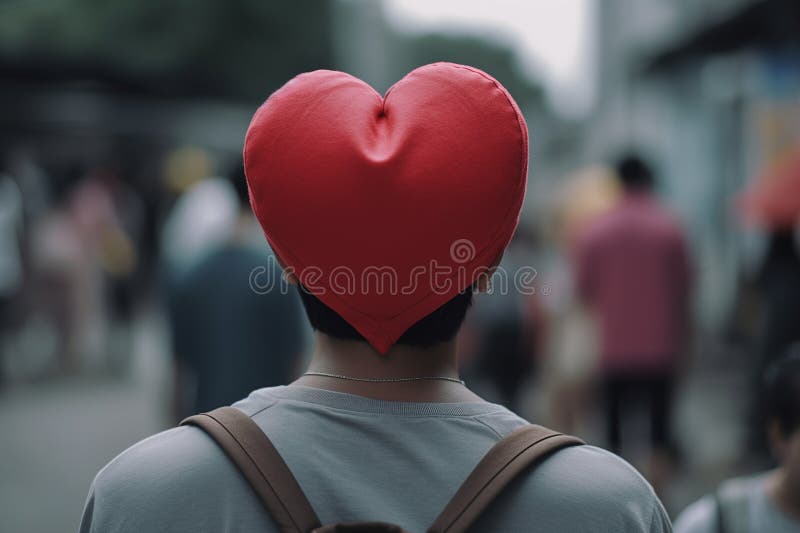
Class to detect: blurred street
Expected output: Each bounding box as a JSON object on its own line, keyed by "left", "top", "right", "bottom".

{"left": 0, "top": 309, "right": 170, "bottom": 533}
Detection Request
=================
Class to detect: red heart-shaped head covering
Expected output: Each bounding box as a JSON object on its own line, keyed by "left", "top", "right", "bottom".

{"left": 245, "top": 62, "right": 528, "bottom": 353}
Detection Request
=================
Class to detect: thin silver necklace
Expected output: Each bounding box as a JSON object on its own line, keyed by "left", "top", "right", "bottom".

{"left": 302, "top": 371, "right": 465, "bottom": 386}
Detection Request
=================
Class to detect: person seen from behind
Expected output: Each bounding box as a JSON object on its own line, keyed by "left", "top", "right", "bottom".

{"left": 575, "top": 153, "right": 693, "bottom": 488}
{"left": 80, "top": 64, "right": 670, "bottom": 532}
{"left": 168, "top": 161, "right": 306, "bottom": 420}
{"left": 674, "top": 346, "right": 800, "bottom": 532}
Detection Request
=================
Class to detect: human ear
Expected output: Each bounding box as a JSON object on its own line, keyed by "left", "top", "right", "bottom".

{"left": 473, "top": 252, "right": 504, "bottom": 293}
{"left": 272, "top": 252, "right": 299, "bottom": 285}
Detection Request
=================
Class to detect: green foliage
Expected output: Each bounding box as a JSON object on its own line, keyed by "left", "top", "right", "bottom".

{"left": 0, "top": 0, "right": 540, "bottom": 105}
{"left": 392, "top": 32, "right": 543, "bottom": 107}
{"left": 0, "top": 0, "right": 333, "bottom": 100}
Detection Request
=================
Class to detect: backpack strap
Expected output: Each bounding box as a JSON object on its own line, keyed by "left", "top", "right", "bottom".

{"left": 713, "top": 477, "right": 753, "bottom": 533}
{"left": 181, "top": 407, "right": 322, "bottom": 533}
{"left": 427, "top": 425, "right": 584, "bottom": 533}
{"left": 713, "top": 490, "right": 727, "bottom": 533}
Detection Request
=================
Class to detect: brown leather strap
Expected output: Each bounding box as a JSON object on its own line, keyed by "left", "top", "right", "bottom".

{"left": 181, "top": 407, "right": 321, "bottom": 533}
{"left": 427, "top": 425, "right": 584, "bottom": 533}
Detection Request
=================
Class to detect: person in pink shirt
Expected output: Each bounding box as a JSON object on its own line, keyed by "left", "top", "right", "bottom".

{"left": 575, "top": 154, "right": 693, "bottom": 464}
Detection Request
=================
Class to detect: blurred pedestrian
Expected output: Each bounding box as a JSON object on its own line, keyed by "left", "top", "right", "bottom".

{"left": 575, "top": 154, "right": 693, "bottom": 470}
{"left": 748, "top": 228, "right": 800, "bottom": 458}
{"left": 0, "top": 162, "right": 24, "bottom": 384}
{"left": 756, "top": 228, "right": 800, "bottom": 384}
{"left": 674, "top": 346, "right": 800, "bottom": 533}
{"left": 160, "top": 181, "right": 239, "bottom": 282}
{"left": 469, "top": 233, "right": 538, "bottom": 413}
{"left": 94, "top": 160, "right": 146, "bottom": 367}
{"left": 29, "top": 164, "right": 106, "bottom": 373}
{"left": 167, "top": 162, "right": 306, "bottom": 420}
{"left": 736, "top": 147, "right": 800, "bottom": 461}
{"left": 547, "top": 165, "right": 620, "bottom": 434}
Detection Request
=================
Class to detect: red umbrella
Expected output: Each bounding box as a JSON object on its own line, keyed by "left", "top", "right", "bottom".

{"left": 739, "top": 147, "right": 800, "bottom": 228}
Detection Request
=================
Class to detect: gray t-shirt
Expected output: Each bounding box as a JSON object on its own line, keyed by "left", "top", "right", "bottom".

{"left": 673, "top": 472, "right": 800, "bottom": 533}
{"left": 80, "top": 386, "right": 671, "bottom": 532}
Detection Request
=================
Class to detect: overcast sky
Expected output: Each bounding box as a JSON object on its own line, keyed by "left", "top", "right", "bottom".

{"left": 383, "top": 0, "right": 596, "bottom": 118}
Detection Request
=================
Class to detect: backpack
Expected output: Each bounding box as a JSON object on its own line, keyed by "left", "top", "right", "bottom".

{"left": 712, "top": 475, "right": 757, "bottom": 533}
{"left": 182, "top": 406, "right": 584, "bottom": 533}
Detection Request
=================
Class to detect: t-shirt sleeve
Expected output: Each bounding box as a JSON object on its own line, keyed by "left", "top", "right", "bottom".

{"left": 673, "top": 496, "right": 717, "bottom": 533}
{"left": 481, "top": 444, "right": 673, "bottom": 532}
{"left": 74, "top": 426, "right": 279, "bottom": 533}
{"left": 78, "top": 472, "right": 145, "bottom": 533}
{"left": 648, "top": 496, "right": 674, "bottom": 533}
{"left": 78, "top": 485, "right": 96, "bottom": 533}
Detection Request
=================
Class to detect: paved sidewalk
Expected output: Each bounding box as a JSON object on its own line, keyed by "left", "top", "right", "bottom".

{"left": 0, "top": 309, "right": 172, "bottom": 533}
{"left": 0, "top": 375, "right": 167, "bottom": 533}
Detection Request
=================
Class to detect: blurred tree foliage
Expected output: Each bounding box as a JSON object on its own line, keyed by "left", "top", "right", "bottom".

{"left": 0, "top": 0, "right": 540, "bottom": 106}
{"left": 392, "top": 32, "right": 543, "bottom": 108}
{"left": 0, "top": 0, "right": 333, "bottom": 100}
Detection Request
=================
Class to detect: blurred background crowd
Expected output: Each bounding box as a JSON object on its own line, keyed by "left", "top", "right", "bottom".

{"left": 1, "top": 0, "right": 799, "bottom": 531}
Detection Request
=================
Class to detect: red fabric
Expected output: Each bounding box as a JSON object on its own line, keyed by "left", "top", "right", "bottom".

{"left": 244, "top": 63, "right": 528, "bottom": 353}
{"left": 575, "top": 193, "right": 693, "bottom": 372}
{"left": 738, "top": 148, "right": 800, "bottom": 229}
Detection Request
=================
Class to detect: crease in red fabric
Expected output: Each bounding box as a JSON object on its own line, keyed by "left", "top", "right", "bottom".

{"left": 244, "top": 62, "right": 528, "bottom": 353}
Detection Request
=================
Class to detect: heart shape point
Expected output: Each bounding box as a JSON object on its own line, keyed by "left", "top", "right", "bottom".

{"left": 245, "top": 62, "right": 528, "bottom": 353}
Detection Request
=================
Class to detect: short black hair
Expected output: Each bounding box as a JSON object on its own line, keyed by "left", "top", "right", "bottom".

{"left": 615, "top": 153, "right": 655, "bottom": 190}
{"left": 297, "top": 287, "right": 473, "bottom": 347}
{"left": 763, "top": 345, "right": 800, "bottom": 437}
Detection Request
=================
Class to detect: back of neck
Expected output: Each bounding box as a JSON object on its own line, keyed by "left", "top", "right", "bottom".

{"left": 291, "top": 333, "right": 484, "bottom": 403}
